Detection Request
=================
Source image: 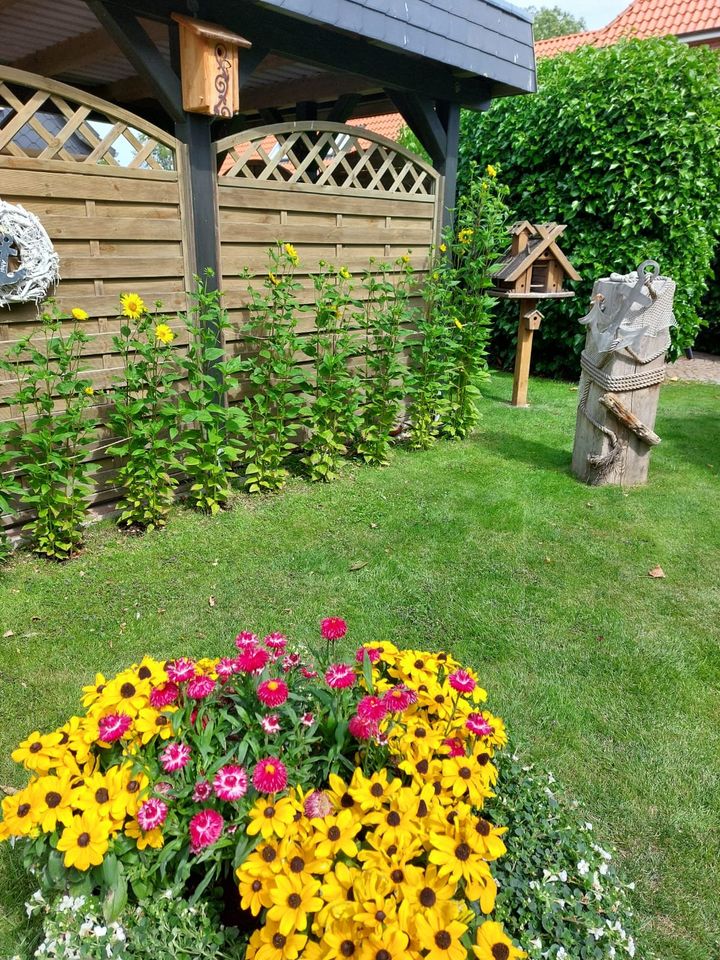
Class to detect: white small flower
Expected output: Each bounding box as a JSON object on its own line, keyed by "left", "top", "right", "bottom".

{"left": 78, "top": 919, "right": 94, "bottom": 937}
{"left": 577, "top": 859, "right": 590, "bottom": 876}
{"left": 93, "top": 924, "right": 107, "bottom": 937}
{"left": 584, "top": 821, "right": 593, "bottom": 831}
{"left": 589, "top": 927, "right": 605, "bottom": 940}
{"left": 557, "top": 948, "right": 568, "bottom": 960}
{"left": 627, "top": 937, "right": 636, "bottom": 957}
{"left": 530, "top": 938, "right": 543, "bottom": 949}
{"left": 608, "top": 947, "right": 616, "bottom": 959}
{"left": 558, "top": 869, "right": 567, "bottom": 882}
{"left": 547, "top": 771, "right": 556, "bottom": 784}
{"left": 599, "top": 861, "right": 609, "bottom": 875}
{"left": 161, "top": 888, "right": 173, "bottom": 899}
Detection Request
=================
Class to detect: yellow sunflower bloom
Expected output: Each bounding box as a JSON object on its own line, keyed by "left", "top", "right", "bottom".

{"left": 359, "top": 926, "right": 409, "bottom": 960}
{"left": 57, "top": 810, "right": 110, "bottom": 870}
{"left": 457, "top": 228, "right": 474, "bottom": 244}
{"left": 120, "top": 292, "right": 145, "bottom": 319}
{"left": 34, "top": 773, "right": 75, "bottom": 832}
{"left": 349, "top": 768, "right": 402, "bottom": 811}
{"left": 250, "top": 921, "right": 307, "bottom": 960}
{"left": 283, "top": 243, "right": 299, "bottom": 266}
{"left": 414, "top": 912, "right": 468, "bottom": 960}
{"left": 11, "top": 730, "right": 63, "bottom": 774}
{"left": 71, "top": 308, "right": 89, "bottom": 321}
{"left": 238, "top": 869, "right": 274, "bottom": 915}
{"left": 473, "top": 921, "right": 526, "bottom": 960}
{"left": 339, "top": 266, "right": 351, "bottom": 280}
{"left": 0, "top": 788, "right": 39, "bottom": 836}
{"left": 155, "top": 323, "right": 175, "bottom": 345}
{"left": 267, "top": 874, "right": 323, "bottom": 936}
{"left": 439, "top": 243, "right": 447, "bottom": 253}
{"left": 312, "top": 809, "right": 361, "bottom": 859}
{"left": 125, "top": 818, "right": 164, "bottom": 850}
{"left": 486, "top": 164, "right": 497, "bottom": 178}
{"left": 318, "top": 861, "right": 360, "bottom": 924}
{"left": 247, "top": 796, "right": 296, "bottom": 840}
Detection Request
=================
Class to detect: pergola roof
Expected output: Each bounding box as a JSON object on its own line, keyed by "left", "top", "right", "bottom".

{"left": 1, "top": 0, "right": 536, "bottom": 130}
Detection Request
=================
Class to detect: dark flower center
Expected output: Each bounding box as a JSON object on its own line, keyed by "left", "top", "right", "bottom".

{"left": 261, "top": 846, "right": 277, "bottom": 863}
{"left": 252, "top": 880, "right": 262, "bottom": 892}
{"left": 376, "top": 951, "right": 390, "bottom": 960}
{"left": 290, "top": 856, "right": 305, "bottom": 873}
{"left": 138, "top": 666, "right": 152, "bottom": 680}
{"left": 387, "top": 811, "right": 401, "bottom": 827}
{"left": 492, "top": 946, "right": 510, "bottom": 960}
{"left": 127, "top": 780, "right": 140, "bottom": 794}
{"left": 437, "top": 653, "right": 448, "bottom": 662}
{"left": 447, "top": 810, "right": 458, "bottom": 825}
{"left": 415, "top": 727, "right": 426, "bottom": 738}
{"left": 416, "top": 759, "right": 429, "bottom": 775}
{"left": 17, "top": 803, "right": 31, "bottom": 818}
{"left": 459, "top": 766, "right": 471, "bottom": 780}
{"left": 419, "top": 887, "right": 436, "bottom": 907}
{"left": 418, "top": 684, "right": 428, "bottom": 693}
{"left": 45, "top": 792, "right": 61, "bottom": 809}
{"left": 375, "top": 910, "right": 386, "bottom": 922}
{"left": 120, "top": 682, "right": 136, "bottom": 698}
{"left": 434, "top": 695, "right": 445, "bottom": 704}
{"left": 59, "top": 732, "right": 69, "bottom": 745}
{"left": 391, "top": 869, "right": 404, "bottom": 883}
{"left": 386, "top": 844, "right": 397, "bottom": 856}
{"left": 370, "top": 783, "right": 383, "bottom": 798}
{"left": 264, "top": 806, "right": 276, "bottom": 818}
{"left": 476, "top": 819, "right": 491, "bottom": 836}
{"left": 95, "top": 788, "right": 109, "bottom": 804}
{"left": 328, "top": 826, "right": 341, "bottom": 841}
{"left": 435, "top": 931, "right": 452, "bottom": 950}
{"left": 455, "top": 842, "right": 471, "bottom": 862}
{"left": 340, "top": 941, "right": 355, "bottom": 957}
{"left": 272, "top": 934, "right": 286, "bottom": 949}
{"left": 29, "top": 741, "right": 42, "bottom": 753}
{"left": 478, "top": 753, "right": 490, "bottom": 766}
{"left": 77, "top": 832, "right": 90, "bottom": 848}
{"left": 433, "top": 781, "right": 442, "bottom": 796}
{"left": 417, "top": 799, "right": 429, "bottom": 818}
{"left": 414, "top": 659, "right": 424, "bottom": 669}
{"left": 340, "top": 792, "right": 354, "bottom": 808}
{"left": 156, "top": 716, "right": 168, "bottom": 726}
{"left": 287, "top": 893, "right": 302, "bottom": 908}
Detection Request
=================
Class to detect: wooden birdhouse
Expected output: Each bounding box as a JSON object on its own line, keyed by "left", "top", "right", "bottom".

{"left": 171, "top": 14, "right": 251, "bottom": 117}
{"left": 491, "top": 221, "right": 580, "bottom": 407}
{"left": 492, "top": 221, "right": 580, "bottom": 298}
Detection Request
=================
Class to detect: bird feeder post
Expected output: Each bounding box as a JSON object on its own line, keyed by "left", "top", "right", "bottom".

{"left": 491, "top": 221, "right": 580, "bottom": 407}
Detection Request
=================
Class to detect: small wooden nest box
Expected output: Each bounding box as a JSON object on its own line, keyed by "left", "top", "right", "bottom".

{"left": 171, "top": 13, "right": 251, "bottom": 117}
{"left": 492, "top": 221, "right": 580, "bottom": 299}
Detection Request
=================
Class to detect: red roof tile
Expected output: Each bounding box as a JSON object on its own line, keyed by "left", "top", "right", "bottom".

{"left": 535, "top": 0, "right": 720, "bottom": 58}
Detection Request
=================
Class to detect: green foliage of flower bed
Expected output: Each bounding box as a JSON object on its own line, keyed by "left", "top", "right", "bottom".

{"left": 460, "top": 37, "right": 720, "bottom": 377}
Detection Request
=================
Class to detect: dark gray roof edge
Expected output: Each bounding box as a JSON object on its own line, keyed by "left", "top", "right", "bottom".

{"left": 484, "top": 0, "right": 534, "bottom": 24}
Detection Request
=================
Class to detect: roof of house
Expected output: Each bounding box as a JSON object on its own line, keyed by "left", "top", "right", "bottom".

{"left": 535, "top": 0, "right": 720, "bottom": 58}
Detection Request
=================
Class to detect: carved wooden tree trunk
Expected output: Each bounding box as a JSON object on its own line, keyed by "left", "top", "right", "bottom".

{"left": 571, "top": 266, "right": 675, "bottom": 487}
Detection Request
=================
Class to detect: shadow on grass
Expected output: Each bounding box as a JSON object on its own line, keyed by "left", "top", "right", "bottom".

{"left": 478, "top": 429, "right": 573, "bottom": 475}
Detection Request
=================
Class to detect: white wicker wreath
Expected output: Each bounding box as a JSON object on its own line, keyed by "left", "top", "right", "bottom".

{"left": 0, "top": 200, "right": 60, "bottom": 306}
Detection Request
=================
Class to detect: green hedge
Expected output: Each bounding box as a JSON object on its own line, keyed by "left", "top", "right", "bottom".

{"left": 460, "top": 37, "right": 720, "bottom": 378}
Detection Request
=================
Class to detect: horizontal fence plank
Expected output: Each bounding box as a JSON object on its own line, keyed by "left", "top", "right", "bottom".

{"left": 219, "top": 223, "right": 433, "bottom": 245}
{"left": 36, "top": 215, "right": 184, "bottom": 241}
{"left": 0, "top": 156, "right": 178, "bottom": 182}
{"left": 58, "top": 256, "right": 186, "bottom": 280}
{"left": 0, "top": 168, "right": 181, "bottom": 203}
{"left": 218, "top": 185, "right": 434, "bottom": 219}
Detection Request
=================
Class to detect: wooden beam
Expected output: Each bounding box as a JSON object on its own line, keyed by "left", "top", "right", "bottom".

{"left": 326, "top": 93, "right": 362, "bottom": 125}
{"left": 95, "top": 75, "right": 154, "bottom": 104}
{"left": 240, "top": 71, "right": 373, "bottom": 113}
{"left": 0, "top": 0, "right": 22, "bottom": 11}
{"left": 386, "top": 90, "right": 446, "bottom": 165}
{"left": 85, "top": 1, "right": 184, "bottom": 123}
{"left": 240, "top": 46, "right": 269, "bottom": 85}
{"left": 13, "top": 27, "right": 117, "bottom": 77}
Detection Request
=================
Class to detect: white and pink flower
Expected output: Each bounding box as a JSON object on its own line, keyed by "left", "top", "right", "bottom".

{"left": 261, "top": 714, "right": 281, "bottom": 734}
{"left": 160, "top": 741, "right": 191, "bottom": 773}
{"left": 213, "top": 764, "right": 248, "bottom": 801}
{"left": 325, "top": 663, "right": 356, "bottom": 689}
{"left": 189, "top": 808, "right": 224, "bottom": 851}
{"left": 137, "top": 797, "right": 168, "bottom": 831}
{"left": 98, "top": 712, "right": 132, "bottom": 743}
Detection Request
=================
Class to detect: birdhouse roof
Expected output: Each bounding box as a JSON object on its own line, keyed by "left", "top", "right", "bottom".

{"left": 494, "top": 222, "right": 581, "bottom": 283}
{"left": 170, "top": 14, "right": 252, "bottom": 49}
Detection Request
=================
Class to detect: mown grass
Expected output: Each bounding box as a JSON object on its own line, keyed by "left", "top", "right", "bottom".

{"left": 0, "top": 373, "right": 718, "bottom": 960}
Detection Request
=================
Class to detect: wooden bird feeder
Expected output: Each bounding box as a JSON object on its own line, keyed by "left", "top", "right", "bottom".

{"left": 491, "top": 221, "right": 580, "bottom": 406}
{"left": 171, "top": 13, "right": 251, "bottom": 117}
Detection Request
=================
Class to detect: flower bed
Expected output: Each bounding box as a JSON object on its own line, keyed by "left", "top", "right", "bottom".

{"left": 1, "top": 622, "right": 640, "bottom": 960}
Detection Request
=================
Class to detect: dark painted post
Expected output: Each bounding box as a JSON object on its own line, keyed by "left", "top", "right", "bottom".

{"left": 436, "top": 101, "right": 461, "bottom": 233}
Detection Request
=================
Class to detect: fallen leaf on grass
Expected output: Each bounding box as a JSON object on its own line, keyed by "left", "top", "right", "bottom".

{"left": 349, "top": 561, "right": 368, "bottom": 571}
{"left": 3, "top": 630, "right": 13, "bottom": 638}
{"left": 208, "top": 596, "right": 216, "bottom": 607}
{"left": 0, "top": 784, "right": 18, "bottom": 796}
{"left": 648, "top": 565, "right": 666, "bottom": 579}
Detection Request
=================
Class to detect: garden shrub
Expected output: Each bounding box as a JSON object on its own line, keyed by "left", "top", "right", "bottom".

{"left": 459, "top": 37, "right": 720, "bottom": 378}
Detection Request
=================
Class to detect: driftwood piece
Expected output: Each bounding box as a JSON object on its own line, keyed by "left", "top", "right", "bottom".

{"left": 599, "top": 392, "right": 661, "bottom": 446}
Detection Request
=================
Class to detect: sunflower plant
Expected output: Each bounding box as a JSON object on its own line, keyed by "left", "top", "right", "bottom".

{"left": 238, "top": 245, "right": 307, "bottom": 493}
{"left": 108, "top": 293, "right": 181, "bottom": 531}
{"left": 175, "top": 272, "right": 248, "bottom": 514}
{"left": 0, "top": 305, "right": 98, "bottom": 560}
{"left": 301, "top": 262, "right": 361, "bottom": 482}
{"left": 356, "top": 257, "right": 415, "bottom": 466}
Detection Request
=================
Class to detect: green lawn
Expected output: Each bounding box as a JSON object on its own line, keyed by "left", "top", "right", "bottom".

{"left": 1, "top": 373, "right": 718, "bottom": 960}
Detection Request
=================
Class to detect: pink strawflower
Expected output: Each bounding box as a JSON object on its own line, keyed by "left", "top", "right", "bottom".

{"left": 443, "top": 737, "right": 466, "bottom": 758}
{"left": 187, "top": 675, "right": 216, "bottom": 700}
{"left": 160, "top": 741, "right": 191, "bottom": 772}
{"left": 357, "top": 695, "right": 389, "bottom": 723}
{"left": 382, "top": 684, "right": 418, "bottom": 712}
{"left": 348, "top": 713, "right": 377, "bottom": 740}
{"left": 448, "top": 669, "right": 476, "bottom": 695}
{"left": 304, "top": 790, "right": 333, "bottom": 819}
{"left": 321, "top": 617, "right": 347, "bottom": 642}
{"left": 154, "top": 781, "right": 173, "bottom": 795}
{"left": 150, "top": 681, "right": 180, "bottom": 708}
{"left": 282, "top": 653, "right": 301, "bottom": 673}
{"left": 252, "top": 757, "right": 287, "bottom": 793}
{"left": 235, "top": 631, "right": 258, "bottom": 650}
{"left": 301, "top": 666, "right": 318, "bottom": 679}
{"left": 137, "top": 798, "right": 168, "bottom": 830}
{"left": 356, "top": 646, "right": 382, "bottom": 664}
{"left": 300, "top": 712, "right": 314, "bottom": 727}
{"left": 325, "top": 663, "right": 356, "bottom": 689}
{"left": 189, "top": 808, "right": 224, "bottom": 851}
{"left": 192, "top": 780, "right": 212, "bottom": 802}
{"left": 235, "top": 645, "right": 269, "bottom": 673}
{"left": 261, "top": 714, "right": 281, "bottom": 734}
{"left": 263, "top": 633, "right": 287, "bottom": 651}
{"left": 466, "top": 712, "right": 495, "bottom": 737}
{"left": 166, "top": 658, "right": 196, "bottom": 683}
{"left": 98, "top": 713, "right": 132, "bottom": 743}
{"left": 216, "top": 657, "right": 237, "bottom": 681}
{"left": 213, "top": 764, "right": 248, "bottom": 801}
{"left": 257, "top": 678, "right": 289, "bottom": 707}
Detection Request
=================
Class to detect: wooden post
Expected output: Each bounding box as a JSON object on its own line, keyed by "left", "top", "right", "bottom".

{"left": 511, "top": 298, "right": 537, "bottom": 407}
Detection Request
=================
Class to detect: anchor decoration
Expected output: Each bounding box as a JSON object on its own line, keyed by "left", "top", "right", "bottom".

{"left": 0, "top": 200, "right": 60, "bottom": 306}
{"left": 0, "top": 233, "right": 27, "bottom": 287}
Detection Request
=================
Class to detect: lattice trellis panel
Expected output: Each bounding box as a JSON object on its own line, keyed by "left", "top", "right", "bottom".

{"left": 216, "top": 122, "right": 439, "bottom": 196}
{"left": 0, "top": 69, "right": 176, "bottom": 170}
